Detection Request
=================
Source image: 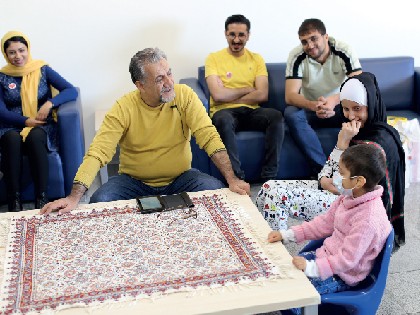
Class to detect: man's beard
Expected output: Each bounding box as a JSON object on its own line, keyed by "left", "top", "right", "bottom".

{"left": 307, "top": 46, "right": 326, "bottom": 62}
{"left": 230, "top": 41, "right": 244, "bottom": 52}
{"left": 160, "top": 90, "right": 176, "bottom": 103}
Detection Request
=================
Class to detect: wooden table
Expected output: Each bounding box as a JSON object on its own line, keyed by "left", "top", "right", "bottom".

{"left": 0, "top": 189, "right": 320, "bottom": 314}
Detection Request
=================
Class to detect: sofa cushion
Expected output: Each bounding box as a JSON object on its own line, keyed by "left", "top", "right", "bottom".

{"left": 360, "top": 57, "right": 414, "bottom": 111}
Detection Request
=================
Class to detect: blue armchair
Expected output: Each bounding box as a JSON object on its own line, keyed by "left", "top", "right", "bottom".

{"left": 299, "top": 229, "right": 394, "bottom": 315}
{"left": 0, "top": 87, "right": 85, "bottom": 204}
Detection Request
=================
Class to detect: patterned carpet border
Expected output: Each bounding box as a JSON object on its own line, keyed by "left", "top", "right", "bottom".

{"left": 0, "top": 194, "right": 280, "bottom": 314}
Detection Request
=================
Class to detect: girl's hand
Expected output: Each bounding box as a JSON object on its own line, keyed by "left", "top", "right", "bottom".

{"left": 292, "top": 256, "right": 307, "bottom": 271}
{"left": 267, "top": 231, "right": 282, "bottom": 243}
{"left": 36, "top": 101, "right": 53, "bottom": 121}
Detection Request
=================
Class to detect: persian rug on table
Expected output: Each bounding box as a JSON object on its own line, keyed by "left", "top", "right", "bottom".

{"left": 0, "top": 194, "right": 281, "bottom": 314}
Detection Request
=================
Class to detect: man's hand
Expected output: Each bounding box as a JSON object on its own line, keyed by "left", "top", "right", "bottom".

{"left": 267, "top": 230, "right": 282, "bottom": 243}
{"left": 316, "top": 107, "right": 335, "bottom": 119}
{"left": 228, "top": 177, "right": 250, "bottom": 195}
{"left": 36, "top": 101, "right": 53, "bottom": 121}
{"left": 315, "top": 96, "right": 337, "bottom": 119}
{"left": 292, "top": 256, "right": 307, "bottom": 271}
{"left": 25, "top": 117, "right": 46, "bottom": 127}
{"left": 39, "top": 196, "right": 79, "bottom": 215}
{"left": 39, "top": 183, "right": 86, "bottom": 215}
{"left": 210, "top": 150, "right": 250, "bottom": 195}
{"left": 308, "top": 99, "right": 325, "bottom": 112}
{"left": 316, "top": 109, "right": 335, "bottom": 119}
{"left": 337, "top": 120, "right": 361, "bottom": 150}
{"left": 318, "top": 95, "right": 337, "bottom": 112}
{"left": 319, "top": 177, "right": 340, "bottom": 195}
{"left": 206, "top": 75, "right": 255, "bottom": 103}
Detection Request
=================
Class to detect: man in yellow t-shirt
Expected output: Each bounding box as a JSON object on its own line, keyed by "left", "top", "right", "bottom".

{"left": 205, "top": 14, "right": 284, "bottom": 181}
{"left": 40, "top": 48, "right": 250, "bottom": 215}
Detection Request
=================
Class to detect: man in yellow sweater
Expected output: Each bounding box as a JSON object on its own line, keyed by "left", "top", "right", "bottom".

{"left": 205, "top": 14, "right": 284, "bottom": 181}
{"left": 41, "top": 48, "right": 250, "bottom": 215}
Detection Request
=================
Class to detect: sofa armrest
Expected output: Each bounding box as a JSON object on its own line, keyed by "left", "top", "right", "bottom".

{"left": 180, "top": 77, "right": 209, "bottom": 113}
{"left": 57, "top": 87, "right": 85, "bottom": 195}
{"left": 415, "top": 67, "right": 420, "bottom": 114}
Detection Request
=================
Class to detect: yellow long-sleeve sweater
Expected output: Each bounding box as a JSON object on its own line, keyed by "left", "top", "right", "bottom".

{"left": 75, "top": 84, "right": 225, "bottom": 188}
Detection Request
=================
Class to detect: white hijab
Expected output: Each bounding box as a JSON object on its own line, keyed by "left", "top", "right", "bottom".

{"left": 340, "top": 78, "right": 368, "bottom": 106}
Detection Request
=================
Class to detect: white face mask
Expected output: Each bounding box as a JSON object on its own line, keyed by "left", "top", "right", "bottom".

{"left": 332, "top": 173, "right": 358, "bottom": 197}
{"left": 332, "top": 172, "right": 344, "bottom": 193}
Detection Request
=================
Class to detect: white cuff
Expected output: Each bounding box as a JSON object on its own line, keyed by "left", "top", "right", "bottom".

{"left": 280, "top": 229, "right": 296, "bottom": 244}
{"left": 304, "top": 260, "right": 320, "bottom": 278}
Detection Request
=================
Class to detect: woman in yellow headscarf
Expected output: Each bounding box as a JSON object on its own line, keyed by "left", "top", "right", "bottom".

{"left": 0, "top": 31, "right": 78, "bottom": 212}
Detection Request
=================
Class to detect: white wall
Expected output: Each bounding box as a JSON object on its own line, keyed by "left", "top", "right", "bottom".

{"left": 2, "top": 0, "right": 419, "bottom": 148}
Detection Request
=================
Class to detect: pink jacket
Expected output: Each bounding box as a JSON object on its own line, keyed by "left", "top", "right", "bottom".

{"left": 292, "top": 186, "right": 392, "bottom": 286}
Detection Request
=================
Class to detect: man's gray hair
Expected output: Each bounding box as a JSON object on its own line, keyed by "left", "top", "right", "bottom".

{"left": 129, "top": 47, "right": 167, "bottom": 84}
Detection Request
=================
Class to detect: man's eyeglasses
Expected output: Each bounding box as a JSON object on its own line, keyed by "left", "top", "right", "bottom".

{"left": 226, "top": 32, "right": 247, "bottom": 40}
{"left": 300, "top": 35, "right": 322, "bottom": 47}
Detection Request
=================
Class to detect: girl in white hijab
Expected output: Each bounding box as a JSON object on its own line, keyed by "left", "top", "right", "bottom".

{"left": 257, "top": 72, "right": 405, "bottom": 250}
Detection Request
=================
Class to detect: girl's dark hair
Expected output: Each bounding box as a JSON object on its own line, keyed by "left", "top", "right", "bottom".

{"left": 341, "top": 144, "right": 386, "bottom": 191}
{"left": 3, "top": 36, "right": 28, "bottom": 52}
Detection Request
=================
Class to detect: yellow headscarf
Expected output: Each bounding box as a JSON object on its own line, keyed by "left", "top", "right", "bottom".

{"left": 0, "top": 31, "right": 47, "bottom": 140}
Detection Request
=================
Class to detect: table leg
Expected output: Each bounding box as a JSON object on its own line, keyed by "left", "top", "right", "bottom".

{"left": 302, "top": 304, "right": 318, "bottom": 315}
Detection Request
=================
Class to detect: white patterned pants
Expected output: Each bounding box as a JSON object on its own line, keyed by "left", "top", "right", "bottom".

{"left": 255, "top": 180, "right": 337, "bottom": 230}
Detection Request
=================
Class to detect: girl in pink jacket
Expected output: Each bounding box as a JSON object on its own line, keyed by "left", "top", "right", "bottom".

{"left": 268, "top": 144, "right": 392, "bottom": 312}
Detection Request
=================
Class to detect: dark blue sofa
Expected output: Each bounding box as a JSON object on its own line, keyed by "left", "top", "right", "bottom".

{"left": 0, "top": 88, "right": 85, "bottom": 204}
{"left": 180, "top": 57, "right": 420, "bottom": 182}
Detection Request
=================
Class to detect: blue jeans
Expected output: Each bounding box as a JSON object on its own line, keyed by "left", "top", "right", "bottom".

{"left": 212, "top": 107, "right": 284, "bottom": 180}
{"left": 284, "top": 105, "right": 342, "bottom": 174}
{"left": 285, "top": 251, "right": 350, "bottom": 315}
{"left": 90, "top": 168, "right": 225, "bottom": 203}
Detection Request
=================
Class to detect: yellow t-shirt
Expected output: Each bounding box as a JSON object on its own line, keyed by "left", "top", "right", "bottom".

{"left": 74, "top": 84, "right": 225, "bottom": 188}
{"left": 205, "top": 48, "right": 268, "bottom": 117}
